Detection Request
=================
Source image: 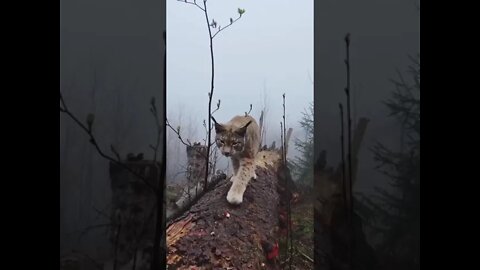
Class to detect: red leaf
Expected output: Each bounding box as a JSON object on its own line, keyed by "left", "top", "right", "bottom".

{"left": 267, "top": 243, "right": 279, "bottom": 260}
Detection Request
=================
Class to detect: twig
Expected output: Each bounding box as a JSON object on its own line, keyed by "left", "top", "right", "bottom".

{"left": 245, "top": 104, "right": 252, "bottom": 116}
{"left": 150, "top": 98, "right": 163, "bottom": 163}
{"left": 339, "top": 103, "right": 348, "bottom": 226}
{"left": 282, "top": 93, "right": 293, "bottom": 270}
{"left": 110, "top": 145, "right": 122, "bottom": 161}
{"left": 203, "top": 0, "right": 215, "bottom": 191}
{"left": 177, "top": 0, "right": 205, "bottom": 12}
{"left": 296, "top": 247, "right": 314, "bottom": 263}
{"left": 344, "top": 32, "right": 355, "bottom": 268}
{"left": 166, "top": 121, "right": 212, "bottom": 172}
{"left": 212, "top": 15, "right": 242, "bottom": 39}
{"left": 59, "top": 92, "right": 156, "bottom": 191}
{"left": 167, "top": 123, "right": 211, "bottom": 164}
{"left": 212, "top": 99, "right": 221, "bottom": 115}
{"left": 166, "top": 119, "right": 192, "bottom": 147}
{"left": 151, "top": 30, "right": 168, "bottom": 270}
{"left": 280, "top": 122, "right": 284, "bottom": 158}
{"left": 178, "top": 0, "right": 245, "bottom": 191}
{"left": 282, "top": 93, "right": 287, "bottom": 165}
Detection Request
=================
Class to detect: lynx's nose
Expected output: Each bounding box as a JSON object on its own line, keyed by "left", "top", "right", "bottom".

{"left": 223, "top": 151, "right": 231, "bottom": 157}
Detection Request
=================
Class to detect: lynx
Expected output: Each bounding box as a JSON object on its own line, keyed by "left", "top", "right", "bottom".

{"left": 212, "top": 115, "right": 260, "bottom": 205}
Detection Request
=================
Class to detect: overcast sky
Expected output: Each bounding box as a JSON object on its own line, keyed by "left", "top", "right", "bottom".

{"left": 167, "top": 0, "right": 314, "bottom": 144}
{"left": 166, "top": 0, "right": 420, "bottom": 194}
{"left": 314, "top": 0, "right": 419, "bottom": 194}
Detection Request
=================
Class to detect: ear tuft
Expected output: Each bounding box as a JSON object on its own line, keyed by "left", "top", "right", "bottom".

{"left": 235, "top": 121, "right": 252, "bottom": 136}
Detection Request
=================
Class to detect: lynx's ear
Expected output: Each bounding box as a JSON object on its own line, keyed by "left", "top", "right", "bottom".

{"left": 211, "top": 116, "right": 226, "bottom": 133}
{"left": 235, "top": 121, "right": 252, "bottom": 137}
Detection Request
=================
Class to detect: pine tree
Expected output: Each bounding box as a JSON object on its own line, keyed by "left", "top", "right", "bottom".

{"left": 290, "top": 103, "right": 314, "bottom": 188}
{"left": 358, "top": 54, "right": 420, "bottom": 269}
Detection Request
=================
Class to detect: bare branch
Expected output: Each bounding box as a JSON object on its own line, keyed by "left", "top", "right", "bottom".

{"left": 110, "top": 145, "right": 122, "bottom": 161}
{"left": 211, "top": 99, "right": 221, "bottom": 115}
{"left": 150, "top": 98, "right": 163, "bottom": 163}
{"left": 59, "top": 91, "right": 156, "bottom": 191}
{"left": 212, "top": 14, "right": 243, "bottom": 39}
{"left": 176, "top": 0, "right": 246, "bottom": 201}
{"left": 177, "top": 0, "right": 205, "bottom": 11}
{"left": 280, "top": 121, "right": 284, "bottom": 158}
{"left": 166, "top": 119, "right": 192, "bottom": 147}
{"left": 166, "top": 118, "right": 212, "bottom": 164}
{"left": 343, "top": 32, "right": 355, "bottom": 267}
{"left": 203, "top": 119, "right": 208, "bottom": 135}
{"left": 296, "top": 247, "right": 314, "bottom": 263}
{"left": 245, "top": 104, "right": 252, "bottom": 115}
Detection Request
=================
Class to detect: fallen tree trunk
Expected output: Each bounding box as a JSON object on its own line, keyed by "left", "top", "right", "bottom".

{"left": 166, "top": 150, "right": 286, "bottom": 270}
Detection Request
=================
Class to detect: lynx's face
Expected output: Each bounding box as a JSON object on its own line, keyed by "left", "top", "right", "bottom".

{"left": 213, "top": 120, "right": 252, "bottom": 158}
{"left": 215, "top": 132, "right": 246, "bottom": 157}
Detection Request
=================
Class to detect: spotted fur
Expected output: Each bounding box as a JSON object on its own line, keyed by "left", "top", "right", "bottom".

{"left": 213, "top": 115, "right": 260, "bottom": 204}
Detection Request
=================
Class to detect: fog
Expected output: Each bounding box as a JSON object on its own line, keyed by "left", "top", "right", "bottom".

{"left": 59, "top": 0, "right": 419, "bottom": 263}
{"left": 166, "top": 0, "right": 314, "bottom": 180}
{"left": 60, "top": 0, "right": 165, "bottom": 259}
{"left": 314, "top": 0, "right": 420, "bottom": 195}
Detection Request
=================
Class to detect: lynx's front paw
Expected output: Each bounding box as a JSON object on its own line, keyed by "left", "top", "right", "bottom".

{"left": 226, "top": 189, "right": 243, "bottom": 205}
{"left": 226, "top": 180, "right": 245, "bottom": 205}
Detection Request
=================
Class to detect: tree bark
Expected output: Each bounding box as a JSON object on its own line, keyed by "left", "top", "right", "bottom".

{"left": 166, "top": 150, "right": 286, "bottom": 269}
